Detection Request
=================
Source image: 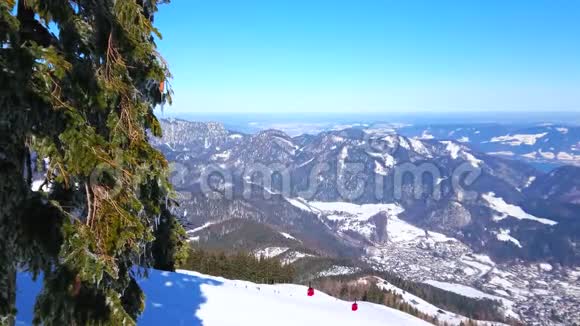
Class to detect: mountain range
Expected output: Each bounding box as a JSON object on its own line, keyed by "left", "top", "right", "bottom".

{"left": 148, "top": 118, "right": 580, "bottom": 324}
{"left": 151, "top": 118, "right": 580, "bottom": 265}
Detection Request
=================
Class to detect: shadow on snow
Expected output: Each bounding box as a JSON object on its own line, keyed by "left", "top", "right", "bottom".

{"left": 137, "top": 269, "right": 222, "bottom": 326}
{"left": 15, "top": 269, "right": 222, "bottom": 326}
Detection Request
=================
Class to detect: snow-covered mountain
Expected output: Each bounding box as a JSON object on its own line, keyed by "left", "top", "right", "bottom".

{"left": 154, "top": 118, "right": 579, "bottom": 266}
{"left": 396, "top": 123, "right": 580, "bottom": 167}
{"left": 524, "top": 165, "right": 580, "bottom": 205}
{"left": 148, "top": 119, "right": 580, "bottom": 325}
{"left": 15, "top": 269, "right": 432, "bottom": 326}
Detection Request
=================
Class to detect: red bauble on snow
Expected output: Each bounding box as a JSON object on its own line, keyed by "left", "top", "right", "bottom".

{"left": 351, "top": 302, "right": 358, "bottom": 311}
{"left": 307, "top": 287, "right": 314, "bottom": 297}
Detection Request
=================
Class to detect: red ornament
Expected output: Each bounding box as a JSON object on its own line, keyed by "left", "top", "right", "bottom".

{"left": 351, "top": 302, "right": 358, "bottom": 311}
{"left": 307, "top": 287, "right": 314, "bottom": 297}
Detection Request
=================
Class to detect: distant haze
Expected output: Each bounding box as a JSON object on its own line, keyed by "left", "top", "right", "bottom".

{"left": 157, "top": 112, "right": 580, "bottom": 127}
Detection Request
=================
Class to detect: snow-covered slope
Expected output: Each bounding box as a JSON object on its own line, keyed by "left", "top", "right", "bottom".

{"left": 482, "top": 192, "right": 557, "bottom": 225}
{"left": 171, "top": 269, "right": 431, "bottom": 326}
{"left": 423, "top": 280, "right": 518, "bottom": 321}
{"left": 16, "top": 269, "right": 430, "bottom": 326}
{"left": 373, "top": 277, "right": 509, "bottom": 325}
{"left": 288, "top": 198, "right": 455, "bottom": 244}
{"left": 397, "top": 123, "right": 580, "bottom": 166}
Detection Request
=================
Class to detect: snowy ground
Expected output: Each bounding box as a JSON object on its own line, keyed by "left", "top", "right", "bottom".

{"left": 489, "top": 133, "right": 548, "bottom": 146}
{"left": 374, "top": 277, "right": 508, "bottom": 325}
{"left": 424, "top": 280, "right": 503, "bottom": 301}
{"left": 482, "top": 192, "right": 557, "bottom": 225}
{"left": 318, "top": 265, "right": 361, "bottom": 277}
{"left": 423, "top": 280, "right": 518, "bottom": 321}
{"left": 288, "top": 198, "right": 455, "bottom": 244}
{"left": 253, "top": 246, "right": 290, "bottom": 259}
{"left": 15, "top": 269, "right": 430, "bottom": 326}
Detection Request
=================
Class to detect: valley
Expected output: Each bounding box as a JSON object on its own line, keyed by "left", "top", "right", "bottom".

{"left": 151, "top": 118, "right": 580, "bottom": 325}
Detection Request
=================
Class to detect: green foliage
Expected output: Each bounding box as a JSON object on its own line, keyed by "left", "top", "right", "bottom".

{"left": 193, "top": 218, "right": 307, "bottom": 252}
{"left": 151, "top": 204, "right": 189, "bottom": 271}
{"left": 182, "top": 247, "right": 295, "bottom": 284}
{"left": 0, "top": 0, "right": 185, "bottom": 324}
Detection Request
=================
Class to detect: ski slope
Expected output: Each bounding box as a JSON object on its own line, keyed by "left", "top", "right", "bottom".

{"left": 16, "top": 269, "right": 430, "bottom": 326}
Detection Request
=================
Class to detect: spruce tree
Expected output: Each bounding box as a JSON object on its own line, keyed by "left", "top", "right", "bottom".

{"left": 0, "top": 0, "right": 187, "bottom": 324}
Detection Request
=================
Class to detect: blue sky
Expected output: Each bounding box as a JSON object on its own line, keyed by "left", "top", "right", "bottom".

{"left": 154, "top": 0, "right": 580, "bottom": 114}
